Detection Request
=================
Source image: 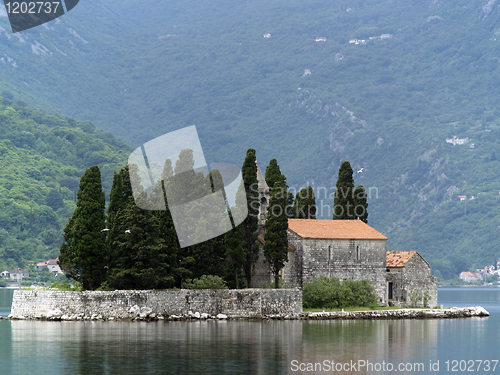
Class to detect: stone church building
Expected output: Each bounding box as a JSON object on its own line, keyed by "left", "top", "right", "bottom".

{"left": 253, "top": 161, "right": 437, "bottom": 307}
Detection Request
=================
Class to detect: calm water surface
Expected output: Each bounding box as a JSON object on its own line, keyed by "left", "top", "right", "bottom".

{"left": 0, "top": 287, "right": 498, "bottom": 375}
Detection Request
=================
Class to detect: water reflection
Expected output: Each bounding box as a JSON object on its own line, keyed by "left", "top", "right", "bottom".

{"left": 0, "top": 288, "right": 497, "bottom": 375}
{"left": 6, "top": 318, "right": 439, "bottom": 375}
{"left": 294, "top": 319, "right": 437, "bottom": 374}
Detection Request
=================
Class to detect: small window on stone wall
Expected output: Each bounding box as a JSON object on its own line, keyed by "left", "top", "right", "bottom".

{"left": 328, "top": 246, "right": 331, "bottom": 261}
{"left": 356, "top": 246, "right": 360, "bottom": 261}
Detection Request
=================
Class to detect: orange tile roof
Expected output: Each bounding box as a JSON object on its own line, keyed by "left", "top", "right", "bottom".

{"left": 386, "top": 251, "right": 416, "bottom": 267}
{"left": 287, "top": 219, "right": 388, "bottom": 240}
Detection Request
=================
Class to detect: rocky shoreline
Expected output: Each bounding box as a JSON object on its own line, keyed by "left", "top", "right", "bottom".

{"left": 5, "top": 306, "right": 489, "bottom": 322}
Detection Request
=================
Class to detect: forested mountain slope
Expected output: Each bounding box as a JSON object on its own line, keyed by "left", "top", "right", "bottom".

{"left": 1, "top": 0, "right": 500, "bottom": 278}
{"left": 0, "top": 98, "right": 129, "bottom": 270}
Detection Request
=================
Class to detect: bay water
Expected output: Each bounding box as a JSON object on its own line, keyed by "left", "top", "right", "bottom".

{"left": 0, "top": 287, "right": 498, "bottom": 374}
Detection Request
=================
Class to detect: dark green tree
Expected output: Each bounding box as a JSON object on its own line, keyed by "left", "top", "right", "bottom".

{"left": 224, "top": 223, "right": 246, "bottom": 288}
{"left": 354, "top": 185, "right": 369, "bottom": 223}
{"left": 107, "top": 196, "right": 172, "bottom": 289}
{"left": 241, "top": 149, "right": 259, "bottom": 287}
{"left": 105, "top": 170, "right": 125, "bottom": 275}
{"left": 293, "top": 186, "right": 316, "bottom": 219}
{"left": 70, "top": 166, "right": 107, "bottom": 290}
{"left": 265, "top": 158, "right": 282, "bottom": 191}
{"left": 264, "top": 180, "right": 289, "bottom": 288}
{"left": 58, "top": 216, "right": 79, "bottom": 280}
{"left": 333, "top": 161, "right": 356, "bottom": 220}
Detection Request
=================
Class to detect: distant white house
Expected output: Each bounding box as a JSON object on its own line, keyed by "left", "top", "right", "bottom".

{"left": 263, "top": 33, "right": 271, "bottom": 38}
{"left": 459, "top": 271, "right": 481, "bottom": 283}
{"left": 446, "top": 136, "right": 469, "bottom": 146}
{"left": 315, "top": 37, "right": 326, "bottom": 42}
{"left": 1, "top": 268, "right": 29, "bottom": 281}
{"left": 381, "top": 34, "right": 392, "bottom": 39}
{"left": 36, "top": 258, "right": 64, "bottom": 275}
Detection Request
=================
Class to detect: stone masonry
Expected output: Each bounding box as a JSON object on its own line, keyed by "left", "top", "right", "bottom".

{"left": 9, "top": 289, "right": 302, "bottom": 321}
{"left": 387, "top": 251, "right": 438, "bottom": 308}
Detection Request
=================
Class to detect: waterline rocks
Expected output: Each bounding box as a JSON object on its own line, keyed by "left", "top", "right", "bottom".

{"left": 299, "top": 306, "right": 490, "bottom": 320}
{"left": 7, "top": 290, "right": 488, "bottom": 321}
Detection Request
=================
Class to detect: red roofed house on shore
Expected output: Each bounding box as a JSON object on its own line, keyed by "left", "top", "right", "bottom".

{"left": 252, "top": 161, "right": 437, "bottom": 307}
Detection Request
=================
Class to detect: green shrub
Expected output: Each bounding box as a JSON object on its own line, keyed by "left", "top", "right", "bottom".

{"left": 182, "top": 275, "right": 228, "bottom": 290}
{"left": 50, "top": 280, "right": 81, "bottom": 291}
{"left": 260, "top": 279, "right": 284, "bottom": 289}
{"left": 0, "top": 279, "right": 7, "bottom": 287}
{"left": 302, "top": 276, "right": 377, "bottom": 309}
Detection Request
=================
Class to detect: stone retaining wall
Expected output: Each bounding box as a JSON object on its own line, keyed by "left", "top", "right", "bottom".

{"left": 9, "top": 289, "right": 302, "bottom": 320}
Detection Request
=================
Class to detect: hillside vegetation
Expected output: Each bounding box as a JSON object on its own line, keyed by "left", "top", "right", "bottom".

{"left": 1, "top": 0, "right": 500, "bottom": 278}
{"left": 0, "top": 98, "right": 129, "bottom": 270}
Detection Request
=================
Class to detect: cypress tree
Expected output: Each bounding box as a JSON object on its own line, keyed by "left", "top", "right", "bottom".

{"left": 293, "top": 186, "right": 316, "bottom": 219}
{"left": 71, "top": 166, "right": 106, "bottom": 290}
{"left": 58, "top": 216, "right": 79, "bottom": 281}
{"left": 264, "top": 180, "right": 289, "bottom": 288}
{"left": 265, "top": 159, "right": 282, "bottom": 191}
{"left": 354, "top": 185, "right": 369, "bottom": 223}
{"left": 241, "top": 149, "right": 259, "bottom": 287}
{"left": 333, "top": 161, "right": 356, "bottom": 220}
{"left": 224, "top": 223, "right": 246, "bottom": 288}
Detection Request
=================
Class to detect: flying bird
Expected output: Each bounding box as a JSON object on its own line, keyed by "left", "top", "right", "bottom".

{"left": 125, "top": 230, "right": 131, "bottom": 234}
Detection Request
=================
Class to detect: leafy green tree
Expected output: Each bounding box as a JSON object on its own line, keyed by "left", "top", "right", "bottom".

{"left": 46, "top": 189, "right": 64, "bottom": 210}
{"left": 264, "top": 180, "right": 289, "bottom": 288}
{"left": 354, "top": 185, "right": 368, "bottom": 223}
{"left": 333, "top": 161, "right": 356, "bottom": 220}
{"left": 293, "top": 186, "right": 316, "bottom": 219}
{"left": 241, "top": 149, "right": 259, "bottom": 287}
{"left": 70, "top": 166, "right": 107, "bottom": 290}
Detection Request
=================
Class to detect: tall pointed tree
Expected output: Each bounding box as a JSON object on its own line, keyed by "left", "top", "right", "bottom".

{"left": 264, "top": 180, "right": 289, "bottom": 288}
{"left": 333, "top": 161, "right": 356, "bottom": 220}
{"left": 293, "top": 186, "right": 316, "bottom": 219}
{"left": 70, "top": 166, "right": 107, "bottom": 290}
{"left": 265, "top": 159, "right": 282, "bottom": 190}
{"left": 241, "top": 149, "right": 259, "bottom": 287}
{"left": 224, "top": 223, "right": 246, "bottom": 288}
{"left": 58, "top": 216, "right": 78, "bottom": 280}
{"left": 354, "top": 185, "right": 369, "bottom": 223}
{"left": 107, "top": 196, "right": 171, "bottom": 289}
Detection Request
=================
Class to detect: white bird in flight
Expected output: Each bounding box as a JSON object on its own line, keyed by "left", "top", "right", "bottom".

{"left": 357, "top": 168, "right": 363, "bottom": 173}
{"left": 125, "top": 230, "right": 131, "bottom": 234}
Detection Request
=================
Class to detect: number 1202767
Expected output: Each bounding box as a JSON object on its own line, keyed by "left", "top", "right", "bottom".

{"left": 445, "top": 360, "right": 498, "bottom": 372}
{"left": 5, "top": 2, "right": 61, "bottom": 14}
